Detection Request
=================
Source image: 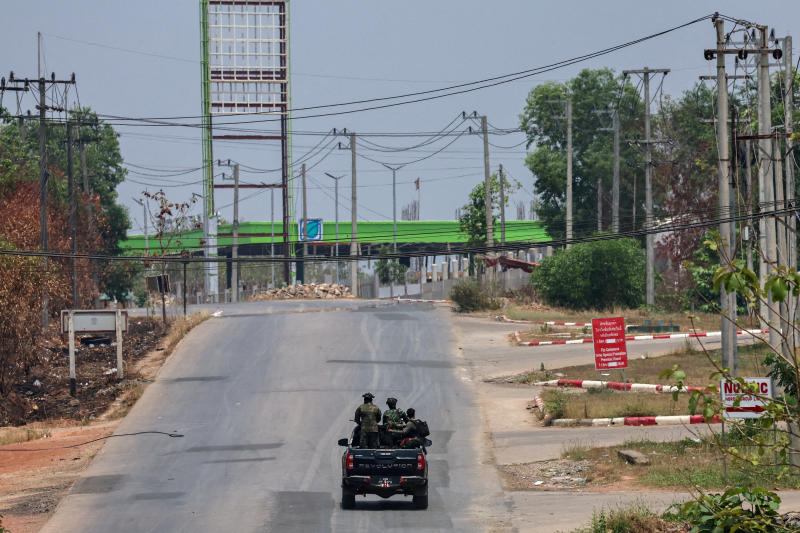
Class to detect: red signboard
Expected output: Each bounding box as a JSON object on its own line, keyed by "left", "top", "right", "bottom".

{"left": 592, "top": 317, "right": 628, "bottom": 370}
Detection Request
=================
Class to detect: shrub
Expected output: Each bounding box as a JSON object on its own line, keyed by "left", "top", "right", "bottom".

{"left": 671, "top": 488, "right": 783, "bottom": 533}
{"left": 530, "top": 238, "right": 645, "bottom": 310}
{"left": 573, "top": 503, "right": 665, "bottom": 533}
{"left": 543, "top": 389, "right": 567, "bottom": 419}
{"left": 449, "top": 279, "right": 501, "bottom": 312}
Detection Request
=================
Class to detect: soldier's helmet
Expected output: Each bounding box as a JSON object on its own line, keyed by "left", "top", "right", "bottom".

{"left": 362, "top": 392, "right": 375, "bottom": 400}
{"left": 386, "top": 397, "right": 398, "bottom": 407}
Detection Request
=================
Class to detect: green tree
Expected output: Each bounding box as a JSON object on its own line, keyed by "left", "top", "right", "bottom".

{"left": 5, "top": 107, "right": 134, "bottom": 301}
{"left": 458, "top": 173, "right": 516, "bottom": 247}
{"left": 530, "top": 238, "right": 645, "bottom": 310}
{"left": 519, "top": 68, "right": 643, "bottom": 241}
{"left": 374, "top": 245, "right": 408, "bottom": 286}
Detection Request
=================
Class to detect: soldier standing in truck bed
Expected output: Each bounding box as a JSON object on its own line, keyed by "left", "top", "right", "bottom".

{"left": 382, "top": 397, "right": 408, "bottom": 446}
{"left": 354, "top": 392, "right": 381, "bottom": 448}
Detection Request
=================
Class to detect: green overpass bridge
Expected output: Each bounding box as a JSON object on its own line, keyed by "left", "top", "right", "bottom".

{"left": 121, "top": 220, "right": 551, "bottom": 257}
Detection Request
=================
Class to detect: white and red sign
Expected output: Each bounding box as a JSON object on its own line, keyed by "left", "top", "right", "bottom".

{"left": 720, "top": 377, "right": 772, "bottom": 419}
{"left": 592, "top": 317, "right": 628, "bottom": 370}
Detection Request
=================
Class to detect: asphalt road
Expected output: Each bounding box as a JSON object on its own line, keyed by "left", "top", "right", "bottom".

{"left": 42, "top": 301, "right": 508, "bottom": 532}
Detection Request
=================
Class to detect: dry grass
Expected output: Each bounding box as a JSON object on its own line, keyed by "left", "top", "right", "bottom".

{"left": 544, "top": 389, "right": 692, "bottom": 419}
{"left": 562, "top": 436, "right": 800, "bottom": 491}
{"left": 517, "top": 343, "right": 771, "bottom": 388}
{"left": 504, "top": 304, "right": 759, "bottom": 332}
{"left": 164, "top": 312, "right": 210, "bottom": 354}
{"left": 0, "top": 427, "right": 44, "bottom": 446}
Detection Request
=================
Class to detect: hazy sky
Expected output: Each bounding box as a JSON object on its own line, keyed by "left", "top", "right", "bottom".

{"left": 2, "top": 1, "right": 800, "bottom": 236}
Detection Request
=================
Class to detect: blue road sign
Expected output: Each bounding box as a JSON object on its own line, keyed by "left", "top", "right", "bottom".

{"left": 299, "top": 218, "right": 323, "bottom": 241}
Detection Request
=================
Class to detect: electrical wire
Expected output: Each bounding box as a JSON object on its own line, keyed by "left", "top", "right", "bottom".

{"left": 0, "top": 431, "right": 184, "bottom": 452}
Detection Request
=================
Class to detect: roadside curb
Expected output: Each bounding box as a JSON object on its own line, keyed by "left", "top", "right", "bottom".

{"left": 395, "top": 298, "right": 452, "bottom": 304}
{"left": 534, "top": 379, "right": 711, "bottom": 394}
{"left": 517, "top": 329, "right": 768, "bottom": 347}
{"left": 497, "top": 315, "right": 589, "bottom": 327}
{"left": 551, "top": 414, "right": 723, "bottom": 427}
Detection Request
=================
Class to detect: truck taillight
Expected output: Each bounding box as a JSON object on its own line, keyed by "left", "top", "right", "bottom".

{"left": 346, "top": 453, "right": 354, "bottom": 470}
{"left": 417, "top": 453, "right": 425, "bottom": 471}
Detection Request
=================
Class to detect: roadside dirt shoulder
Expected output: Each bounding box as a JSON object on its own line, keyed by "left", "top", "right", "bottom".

{"left": 0, "top": 313, "right": 208, "bottom": 533}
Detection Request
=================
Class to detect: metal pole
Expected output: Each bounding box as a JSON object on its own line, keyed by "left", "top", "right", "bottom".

{"left": 39, "top": 77, "right": 48, "bottom": 328}
{"left": 783, "top": 36, "right": 796, "bottom": 361}
{"left": 499, "top": 164, "right": 506, "bottom": 244}
{"left": 116, "top": 309, "right": 123, "bottom": 380}
{"left": 644, "top": 71, "right": 654, "bottom": 307}
{"left": 566, "top": 99, "right": 573, "bottom": 247}
{"left": 784, "top": 36, "right": 796, "bottom": 273}
{"left": 301, "top": 162, "right": 308, "bottom": 283}
{"left": 326, "top": 172, "right": 343, "bottom": 285}
{"left": 335, "top": 176, "right": 339, "bottom": 284}
{"left": 350, "top": 132, "right": 358, "bottom": 295}
{"left": 67, "top": 121, "right": 78, "bottom": 307}
{"left": 232, "top": 163, "right": 239, "bottom": 302}
{"left": 68, "top": 312, "right": 76, "bottom": 396}
{"left": 612, "top": 108, "right": 620, "bottom": 233}
{"left": 183, "top": 262, "right": 187, "bottom": 316}
{"left": 270, "top": 188, "right": 275, "bottom": 287}
{"left": 715, "top": 18, "right": 734, "bottom": 374}
{"left": 79, "top": 139, "right": 98, "bottom": 306}
{"left": 392, "top": 167, "right": 397, "bottom": 252}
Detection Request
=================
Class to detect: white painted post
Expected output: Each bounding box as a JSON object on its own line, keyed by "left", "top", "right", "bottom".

{"left": 68, "top": 312, "right": 76, "bottom": 397}
{"left": 441, "top": 262, "right": 449, "bottom": 280}
{"left": 116, "top": 309, "right": 124, "bottom": 380}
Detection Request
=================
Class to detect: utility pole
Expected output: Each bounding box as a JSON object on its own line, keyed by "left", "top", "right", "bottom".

{"left": 783, "top": 36, "right": 796, "bottom": 355}
{"left": 758, "top": 29, "right": 777, "bottom": 343}
{"left": 350, "top": 132, "right": 358, "bottom": 295}
{"left": 624, "top": 67, "right": 670, "bottom": 307}
{"left": 612, "top": 108, "right": 620, "bottom": 233}
{"left": 5, "top": 72, "right": 77, "bottom": 328}
{"left": 133, "top": 198, "right": 149, "bottom": 255}
{"left": 270, "top": 188, "right": 275, "bottom": 287}
{"left": 38, "top": 77, "right": 48, "bottom": 326}
{"left": 546, "top": 100, "right": 573, "bottom": 244}
{"left": 325, "top": 172, "right": 344, "bottom": 284}
{"left": 499, "top": 164, "right": 506, "bottom": 244}
{"left": 218, "top": 160, "right": 240, "bottom": 301}
{"left": 784, "top": 36, "right": 796, "bottom": 273}
{"left": 77, "top": 129, "right": 100, "bottom": 307}
{"left": 595, "top": 105, "right": 619, "bottom": 233}
{"left": 481, "top": 115, "right": 493, "bottom": 252}
{"left": 232, "top": 162, "right": 239, "bottom": 302}
{"left": 67, "top": 121, "right": 77, "bottom": 307}
{"left": 566, "top": 99, "right": 573, "bottom": 246}
{"left": 707, "top": 17, "right": 736, "bottom": 374}
{"left": 301, "top": 162, "right": 308, "bottom": 284}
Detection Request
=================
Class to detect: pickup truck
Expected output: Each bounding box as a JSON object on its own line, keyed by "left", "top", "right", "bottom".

{"left": 338, "top": 428, "right": 430, "bottom": 509}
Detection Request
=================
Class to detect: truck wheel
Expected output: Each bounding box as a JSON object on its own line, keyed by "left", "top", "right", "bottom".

{"left": 341, "top": 487, "right": 356, "bottom": 509}
{"left": 412, "top": 489, "right": 428, "bottom": 510}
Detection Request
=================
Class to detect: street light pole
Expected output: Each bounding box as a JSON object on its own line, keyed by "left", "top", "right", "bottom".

{"left": 381, "top": 163, "right": 403, "bottom": 253}
{"left": 381, "top": 163, "right": 403, "bottom": 299}
{"left": 325, "top": 172, "right": 345, "bottom": 285}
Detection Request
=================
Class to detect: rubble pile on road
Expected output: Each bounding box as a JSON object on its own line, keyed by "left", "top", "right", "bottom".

{"left": 499, "top": 460, "right": 590, "bottom": 489}
{"left": 252, "top": 283, "right": 353, "bottom": 300}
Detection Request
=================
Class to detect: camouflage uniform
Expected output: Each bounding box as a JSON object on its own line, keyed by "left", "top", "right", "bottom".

{"left": 355, "top": 394, "right": 381, "bottom": 449}
{"left": 382, "top": 406, "right": 408, "bottom": 446}
{"left": 382, "top": 408, "right": 408, "bottom": 429}
{"left": 399, "top": 419, "right": 425, "bottom": 449}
